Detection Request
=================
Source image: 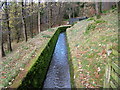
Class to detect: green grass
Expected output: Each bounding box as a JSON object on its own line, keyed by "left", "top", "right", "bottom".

{"left": 64, "top": 19, "right": 69, "bottom": 21}
{"left": 41, "top": 34, "right": 51, "bottom": 38}
{"left": 22, "top": 45, "right": 29, "bottom": 50}
{"left": 85, "top": 19, "right": 107, "bottom": 34}
{"left": 101, "top": 7, "right": 117, "bottom": 14}
{"left": 48, "top": 28, "right": 55, "bottom": 32}
{"left": 5, "top": 50, "right": 11, "bottom": 54}
{"left": 85, "top": 23, "right": 96, "bottom": 34}
{"left": 87, "top": 17, "right": 95, "bottom": 21}
{"left": 2, "top": 69, "right": 19, "bottom": 87}
{"left": 95, "top": 20, "right": 107, "bottom": 24}
{"left": 66, "top": 9, "right": 118, "bottom": 88}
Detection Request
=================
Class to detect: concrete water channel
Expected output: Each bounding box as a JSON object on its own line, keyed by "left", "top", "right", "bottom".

{"left": 10, "top": 26, "right": 71, "bottom": 89}
{"left": 43, "top": 32, "right": 71, "bottom": 88}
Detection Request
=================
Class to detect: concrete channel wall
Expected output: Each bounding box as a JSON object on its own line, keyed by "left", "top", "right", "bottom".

{"left": 16, "top": 26, "right": 71, "bottom": 89}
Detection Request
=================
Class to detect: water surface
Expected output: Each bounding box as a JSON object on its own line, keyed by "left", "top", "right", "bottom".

{"left": 43, "top": 32, "right": 71, "bottom": 88}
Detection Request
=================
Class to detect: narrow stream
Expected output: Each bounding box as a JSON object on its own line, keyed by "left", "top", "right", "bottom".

{"left": 43, "top": 32, "right": 71, "bottom": 88}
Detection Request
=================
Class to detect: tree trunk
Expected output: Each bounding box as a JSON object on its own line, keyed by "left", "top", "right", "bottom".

{"left": 72, "top": 7, "right": 75, "bottom": 18}
{"left": 100, "top": 2, "right": 102, "bottom": 13}
{"left": 16, "top": 32, "right": 20, "bottom": 43}
{"left": 22, "top": 16, "right": 27, "bottom": 42}
{"left": 95, "top": 2, "right": 101, "bottom": 19}
{"left": 58, "top": 3, "right": 61, "bottom": 26}
{"left": 95, "top": 2, "right": 99, "bottom": 14}
{"left": 118, "top": 2, "right": 120, "bottom": 13}
{"left": 7, "top": 22, "right": 12, "bottom": 52}
{"left": 116, "top": 2, "right": 119, "bottom": 12}
{"left": 30, "top": 16, "right": 33, "bottom": 38}
{"left": 21, "top": 1, "right": 27, "bottom": 42}
{"left": 68, "top": 6, "right": 71, "bottom": 19}
{"left": 48, "top": 2, "right": 52, "bottom": 28}
{"left": 38, "top": 0, "right": 41, "bottom": 33}
{"left": 69, "top": 13, "right": 71, "bottom": 19}
{"left": 118, "top": 2, "right": 120, "bottom": 46}
{"left": 14, "top": 1, "right": 20, "bottom": 43}
{"left": 5, "top": 1, "right": 12, "bottom": 52}
{"left": 30, "top": 1, "right": 33, "bottom": 38}
{"left": 0, "top": 15, "right": 5, "bottom": 57}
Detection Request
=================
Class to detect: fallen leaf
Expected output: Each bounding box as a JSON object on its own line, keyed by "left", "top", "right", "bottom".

{"left": 95, "top": 72, "right": 99, "bottom": 78}
{"left": 1, "top": 76, "right": 6, "bottom": 78}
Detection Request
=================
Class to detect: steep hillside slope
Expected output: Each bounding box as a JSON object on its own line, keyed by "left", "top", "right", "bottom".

{"left": 66, "top": 9, "right": 118, "bottom": 88}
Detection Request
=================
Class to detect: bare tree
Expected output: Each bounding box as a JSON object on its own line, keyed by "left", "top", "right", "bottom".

{"left": 95, "top": 2, "right": 101, "bottom": 19}
{"left": 21, "top": 0, "right": 27, "bottom": 42}
{"left": 0, "top": 14, "right": 5, "bottom": 57}
{"left": 14, "top": 1, "right": 20, "bottom": 43}
{"left": 116, "top": 2, "right": 118, "bottom": 9}
{"left": 5, "top": 0, "right": 12, "bottom": 52}
{"left": 56, "top": 3, "right": 62, "bottom": 25}
{"left": 38, "top": 0, "right": 41, "bottom": 33}
{"left": 0, "top": 2, "right": 5, "bottom": 57}
{"left": 66, "top": 3, "right": 73, "bottom": 19}
{"left": 71, "top": 3, "right": 77, "bottom": 18}
{"left": 30, "top": 0, "right": 33, "bottom": 38}
{"left": 57, "top": 3, "right": 66, "bottom": 25}
{"left": 48, "top": 2, "right": 53, "bottom": 28}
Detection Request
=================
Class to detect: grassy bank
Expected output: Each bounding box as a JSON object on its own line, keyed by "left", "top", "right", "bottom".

{"left": 66, "top": 9, "right": 118, "bottom": 88}
{"left": 0, "top": 28, "right": 58, "bottom": 88}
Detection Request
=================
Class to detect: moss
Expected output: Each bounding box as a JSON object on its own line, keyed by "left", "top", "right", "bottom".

{"left": 17, "top": 25, "right": 71, "bottom": 89}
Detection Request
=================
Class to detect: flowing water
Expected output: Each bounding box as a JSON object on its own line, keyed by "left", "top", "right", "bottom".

{"left": 43, "top": 32, "right": 71, "bottom": 88}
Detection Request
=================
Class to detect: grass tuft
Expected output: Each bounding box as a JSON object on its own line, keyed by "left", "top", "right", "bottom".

{"left": 87, "top": 17, "right": 95, "bottom": 21}
{"left": 95, "top": 20, "right": 107, "bottom": 24}
{"left": 85, "top": 23, "right": 96, "bottom": 34}
{"left": 41, "top": 34, "right": 51, "bottom": 38}
{"left": 85, "top": 19, "right": 107, "bottom": 34}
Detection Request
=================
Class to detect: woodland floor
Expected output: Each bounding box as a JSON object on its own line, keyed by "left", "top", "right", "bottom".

{"left": 0, "top": 28, "right": 57, "bottom": 87}
{"left": 66, "top": 9, "right": 118, "bottom": 88}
